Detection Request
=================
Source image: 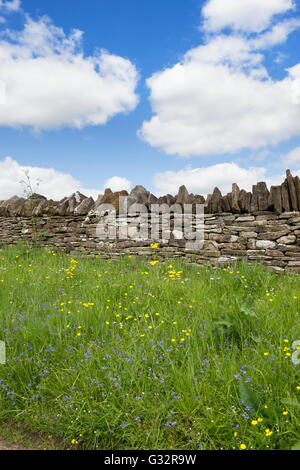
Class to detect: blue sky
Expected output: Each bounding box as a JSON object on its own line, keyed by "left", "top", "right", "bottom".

{"left": 1, "top": 0, "right": 300, "bottom": 200}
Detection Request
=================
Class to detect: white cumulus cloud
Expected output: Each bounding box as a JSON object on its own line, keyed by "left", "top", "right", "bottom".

{"left": 101, "top": 176, "right": 132, "bottom": 194}
{"left": 0, "top": 15, "right": 139, "bottom": 130}
{"left": 139, "top": 1, "right": 300, "bottom": 158}
{"left": 281, "top": 146, "right": 300, "bottom": 167}
{"left": 0, "top": 0, "right": 21, "bottom": 12}
{"left": 154, "top": 163, "right": 268, "bottom": 196}
{"left": 202, "top": 0, "right": 295, "bottom": 33}
{"left": 0, "top": 156, "right": 127, "bottom": 200}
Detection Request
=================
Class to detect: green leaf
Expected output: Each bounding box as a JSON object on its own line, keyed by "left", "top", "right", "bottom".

{"left": 239, "top": 381, "right": 260, "bottom": 415}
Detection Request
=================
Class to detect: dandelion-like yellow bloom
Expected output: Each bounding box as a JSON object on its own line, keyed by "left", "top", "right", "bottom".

{"left": 150, "top": 260, "right": 159, "bottom": 266}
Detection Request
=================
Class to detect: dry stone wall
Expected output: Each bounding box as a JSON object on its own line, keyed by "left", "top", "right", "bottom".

{"left": 1, "top": 170, "right": 300, "bottom": 272}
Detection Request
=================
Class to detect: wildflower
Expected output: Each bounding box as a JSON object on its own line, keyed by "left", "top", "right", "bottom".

{"left": 150, "top": 243, "right": 159, "bottom": 249}
{"left": 282, "top": 410, "right": 288, "bottom": 416}
{"left": 265, "top": 428, "right": 273, "bottom": 437}
{"left": 240, "top": 444, "right": 246, "bottom": 450}
{"left": 251, "top": 420, "right": 258, "bottom": 426}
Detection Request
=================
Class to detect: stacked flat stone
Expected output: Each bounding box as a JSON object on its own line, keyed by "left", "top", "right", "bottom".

{"left": 1, "top": 170, "right": 300, "bottom": 272}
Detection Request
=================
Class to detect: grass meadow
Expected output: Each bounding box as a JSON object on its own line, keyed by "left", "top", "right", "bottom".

{"left": 0, "top": 243, "right": 299, "bottom": 450}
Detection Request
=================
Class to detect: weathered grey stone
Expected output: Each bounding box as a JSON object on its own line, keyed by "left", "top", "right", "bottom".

{"left": 265, "top": 249, "right": 284, "bottom": 257}
{"left": 204, "top": 194, "right": 212, "bottom": 214}
{"left": 219, "top": 195, "right": 230, "bottom": 212}
{"left": 247, "top": 250, "right": 266, "bottom": 256}
{"left": 287, "top": 260, "right": 300, "bottom": 266}
{"left": 0, "top": 201, "right": 8, "bottom": 217}
{"left": 221, "top": 249, "right": 247, "bottom": 256}
{"left": 99, "top": 189, "right": 129, "bottom": 214}
{"left": 257, "top": 231, "right": 288, "bottom": 240}
{"left": 209, "top": 187, "right": 223, "bottom": 213}
{"left": 256, "top": 240, "right": 276, "bottom": 249}
{"left": 281, "top": 180, "right": 291, "bottom": 212}
{"left": 75, "top": 197, "right": 95, "bottom": 215}
{"left": 235, "top": 216, "right": 255, "bottom": 222}
{"left": 58, "top": 192, "right": 87, "bottom": 216}
{"left": 250, "top": 185, "right": 259, "bottom": 212}
{"left": 176, "top": 185, "right": 192, "bottom": 206}
{"left": 256, "top": 182, "right": 269, "bottom": 212}
{"left": 293, "top": 176, "right": 300, "bottom": 209}
{"left": 231, "top": 184, "right": 241, "bottom": 214}
{"left": 203, "top": 250, "right": 221, "bottom": 258}
{"left": 2, "top": 196, "right": 26, "bottom": 216}
{"left": 22, "top": 194, "right": 48, "bottom": 217}
{"left": 193, "top": 195, "right": 205, "bottom": 205}
{"left": 129, "top": 185, "right": 150, "bottom": 206}
{"left": 238, "top": 190, "right": 252, "bottom": 213}
{"left": 277, "top": 235, "right": 296, "bottom": 245}
{"left": 268, "top": 186, "right": 282, "bottom": 214}
{"left": 148, "top": 193, "right": 158, "bottom": 205}
{"left": 286, "top": 170, "right": 298, "bottom": 211}
{"left": 259, "top": 214, "right": 279, "bottom": 220}
{"left": 242, "top": 231, "right": 258, "bottom": 238}
{"left": 258, "top": 224, "right": 289, "bottom": 233}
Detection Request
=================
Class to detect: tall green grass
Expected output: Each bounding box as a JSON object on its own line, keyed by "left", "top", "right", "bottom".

{"left": 0, "top": 243, "right": 299, "bottom": 450}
